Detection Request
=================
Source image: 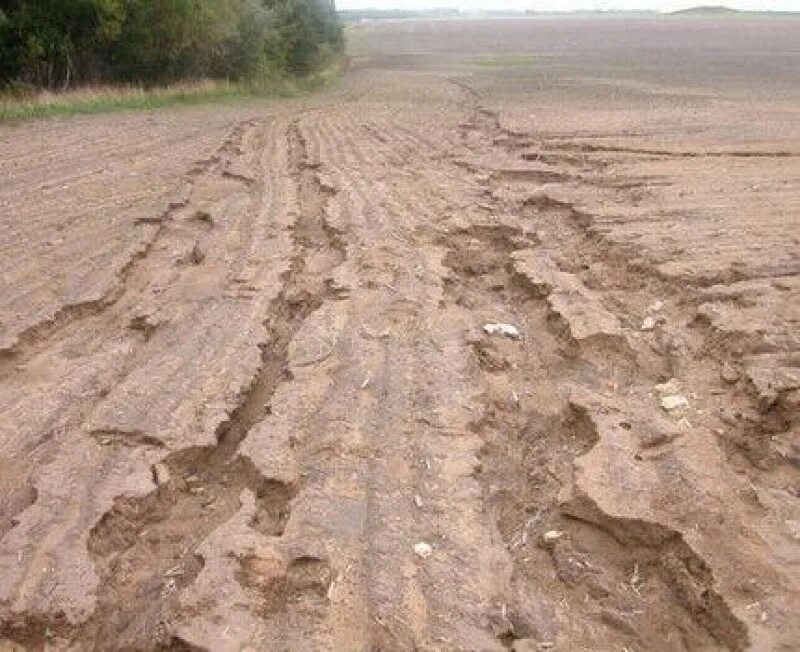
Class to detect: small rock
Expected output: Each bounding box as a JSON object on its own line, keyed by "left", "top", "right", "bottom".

{"left": 164, "top": 565, "right": 183, "bottom": 577}
{"left": 543, "top": 529, "right": 564, "bottom": 543}
{"left": 413, "top": 542, "right": 433, "bottom": 558}
{"left": 661, "top": 395, "right": 689, "bottom": 411}
{"left": 646, "top": 300, "right": 665, "bottom": 313}
{"left": 639, "top": 425, "right": 680, "bottom": 449}
{"left": 540, "top": 530, "right": 565, "bottom": 550}
{"left": 720, "top": 363, "right": 740, "bottom": 384}
{"left": 483, "top": 322, "right": 522, "bottom": 340}
{"left": 413, "top": 494, "right": 423, "bottom": 508}
{"left": 641, "top": 316, "right": 657, "bottom": 331}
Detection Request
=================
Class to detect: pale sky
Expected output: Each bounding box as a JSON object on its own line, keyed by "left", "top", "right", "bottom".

{"left": 338, "top": 1, "right": 800, "bottom": 11}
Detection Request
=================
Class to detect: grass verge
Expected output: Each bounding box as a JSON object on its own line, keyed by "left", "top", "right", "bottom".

{"left": 0, "top": 58, "right": 346, "bottom": 123}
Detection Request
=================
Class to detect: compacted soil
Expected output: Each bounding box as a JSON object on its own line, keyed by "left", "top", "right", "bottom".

{"left": 1, "top": 15, "right": 799, "bottom": 652}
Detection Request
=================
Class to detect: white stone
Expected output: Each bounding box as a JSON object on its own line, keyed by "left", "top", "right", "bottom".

{"left": 542, "top": 530, "right": 564, "bottom": 543}
{"left": 661, "top": 395, "right": 689, "bottom": 411}
{"left": 483, "top": 322, "right": 522, "bottom": 340}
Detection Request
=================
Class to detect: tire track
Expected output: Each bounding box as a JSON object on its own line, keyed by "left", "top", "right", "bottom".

{"left": 2, "top": 39, "right": 798, "bottom": 650}
{"left": 550, "top": 142, "right": 800, "bottom": 159}
{"left": 0, "top": 121, "right": 267, "bottom": 554}
{"left": 442, "top": 76, "right": 766, "bottom": 649}
{"left": 0, "top": 120, "right": 348, "bottom": 652}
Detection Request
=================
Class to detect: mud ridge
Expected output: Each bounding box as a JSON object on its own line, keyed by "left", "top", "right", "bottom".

{"left": 464, "top": 95, "right": 796, "bottom": 478}
{"left": 452, "top": 78, "right": 532, "bottom": 151}
{"left": 562, "top": 491, "right": 749, "bottom": 651}
{"left": 0, "top": 121, "right": 262, "bottom": 544}
{"left": 0, "top": 199, "right": 179, "bottom": 369}
{"left": 518, "top": 194, "right": 797, "bottom": 471}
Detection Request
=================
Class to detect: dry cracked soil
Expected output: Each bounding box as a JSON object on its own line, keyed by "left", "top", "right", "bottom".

{"left": 1, "top": 15, "right": 799, "bottom": 652}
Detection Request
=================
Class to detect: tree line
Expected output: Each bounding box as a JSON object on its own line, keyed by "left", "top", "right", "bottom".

{"left": 0, "top": 0, "right": 342, "bottom": 90}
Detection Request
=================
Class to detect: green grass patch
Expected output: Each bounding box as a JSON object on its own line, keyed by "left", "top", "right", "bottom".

{"left": 473, "top": 53, "right": 539, "bottom": 67}
{"left": 0, "top": 58, "right": 346, "bottom": 123}
{"left": 0, "top": 81, "right": 249, "bottom": 122}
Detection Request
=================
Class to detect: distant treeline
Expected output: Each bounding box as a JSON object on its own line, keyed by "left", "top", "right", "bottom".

{"left": 0, "top": 0, "right": 342, "bottom": 90}
{"left": 338, "top": 8, "right": 459, "bottom": 22}
{"left": 338, "top": 8, "right": 664, "bottom": 22}
{"left": 671, "top": 5, "right": 799, "bottom": 15}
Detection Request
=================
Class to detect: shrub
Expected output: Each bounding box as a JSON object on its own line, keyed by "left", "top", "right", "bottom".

{"left": 0, "top": 0, "right": 342, "bottom": 89}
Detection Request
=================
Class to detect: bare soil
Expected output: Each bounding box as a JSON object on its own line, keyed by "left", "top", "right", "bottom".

{"left": 1, "top": 16, "right": 799, "bottom": 652}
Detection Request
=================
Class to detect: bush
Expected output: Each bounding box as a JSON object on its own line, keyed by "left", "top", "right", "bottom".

{"left": 0, "top": 0, "right": 342, "bottom": 89}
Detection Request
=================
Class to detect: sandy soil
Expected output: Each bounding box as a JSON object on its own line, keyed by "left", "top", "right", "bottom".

{"left": 1, "top": 16, "right": 799, "bottom": 652}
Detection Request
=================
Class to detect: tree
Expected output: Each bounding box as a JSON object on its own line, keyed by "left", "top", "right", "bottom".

{"left": 264, "top": 0, "right": 342, "bottom": 75}
{"left": 0, "top": 0, "right": 342, "bottom": 89}
{"left": 0, "top": 0, "right": 124, "bottom": 88}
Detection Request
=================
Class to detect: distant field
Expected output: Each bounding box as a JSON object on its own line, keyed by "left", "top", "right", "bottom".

{"left": 349, "top": 15, "right": 800, "bottom": 99}
{"left": 472, "top": 52, "right": 539, "bottom": 67}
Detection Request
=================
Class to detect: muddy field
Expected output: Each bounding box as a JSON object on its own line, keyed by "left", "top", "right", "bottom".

{"left": 1, "top": 15, "right": 799, "bottom": 652}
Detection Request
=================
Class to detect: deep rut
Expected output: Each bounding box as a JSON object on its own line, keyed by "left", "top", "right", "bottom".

{"left": 443, "top": 78, "right": 752, "bottom": 649}
{"left": 440, "top": 222, "right": 747, "bottom": 650}
{"left": 0, "top": 120, "right": 267, "bottom": 564}
{"left": 515, "top": 176, "right": 794, "bottom": 472}
{"left": 549, "top": 141, "right": 800, "bottom": 159}
{"left": 1, "top": 122, "right": 349, "bottom": 652}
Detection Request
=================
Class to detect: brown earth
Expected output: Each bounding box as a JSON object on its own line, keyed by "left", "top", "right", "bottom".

{"left": 1, "top": 15, "right": 799, "bottom": 652}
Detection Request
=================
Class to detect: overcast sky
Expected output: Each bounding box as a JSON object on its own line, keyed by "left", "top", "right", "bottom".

{"left": 337, "top": 1, "right": 800, "bottom": 11}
